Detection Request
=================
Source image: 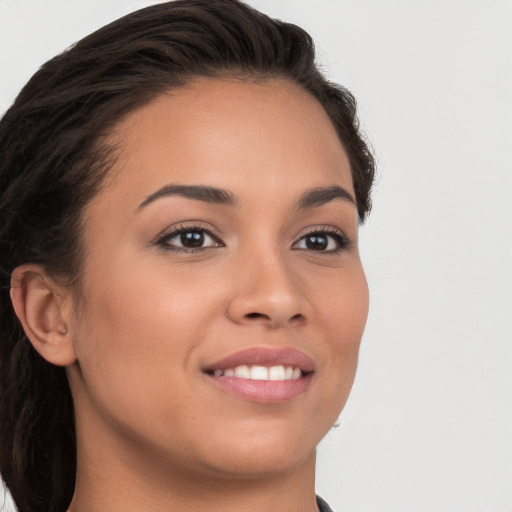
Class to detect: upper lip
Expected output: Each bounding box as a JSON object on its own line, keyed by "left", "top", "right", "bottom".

{"left": 202, "top": 347, "right": 315, "bottom": 373}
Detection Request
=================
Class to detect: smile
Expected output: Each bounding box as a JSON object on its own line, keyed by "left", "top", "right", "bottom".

{"left": 202, "top": 347, "right": 314, "bottom": 403}
{"left": 208, "top": 365, "right": 303, "bottom": 380}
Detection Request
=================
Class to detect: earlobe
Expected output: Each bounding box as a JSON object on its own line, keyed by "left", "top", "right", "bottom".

{"left": 10, "top": 264, "right": 77, "bottom": 367}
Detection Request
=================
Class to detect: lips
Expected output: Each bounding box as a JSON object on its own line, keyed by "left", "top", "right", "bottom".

{"left": 202, "top": 347, "right": 314, "bottom": 403}
{"left": 203, "top": 347, "right": 315, "bottom": 373}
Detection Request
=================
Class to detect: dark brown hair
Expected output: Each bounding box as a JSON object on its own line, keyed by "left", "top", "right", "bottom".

{"left": 0, "top": 1, "right": 375, "bottom": 510}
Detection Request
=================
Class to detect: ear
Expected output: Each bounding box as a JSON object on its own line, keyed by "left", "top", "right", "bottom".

{"left": 10, "top": 264, "right": 77, "bottom": 367}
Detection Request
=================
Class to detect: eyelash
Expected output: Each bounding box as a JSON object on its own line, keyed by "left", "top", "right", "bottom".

{"left": 155, "top": 224, "right": 223, "bottom": 253}
{"left": 155, "top": 224, "right": 351, "bottom": 254}
{"left": 292, "top": 226, "right": 351, "bottom": 254}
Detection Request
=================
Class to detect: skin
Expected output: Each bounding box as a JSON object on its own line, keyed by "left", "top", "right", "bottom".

{"left": 15, "top": 78, "right": 369, "bottom": 512}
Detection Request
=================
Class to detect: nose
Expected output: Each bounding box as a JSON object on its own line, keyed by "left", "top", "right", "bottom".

{"left": 226, "top": 249, "right": 309, "bottom": 329}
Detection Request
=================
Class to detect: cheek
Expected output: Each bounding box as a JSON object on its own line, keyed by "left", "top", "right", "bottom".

{"left": 70, "top": 263, "right": 222, "bottom": 416}
{"left": 311, "top": 264, "right": 368, "bottom": 393}
{"left": 315, "top": 263, "right": 369, "bottom": 344}
{"left": 78, "top": 257, "right": 222, "bottom": 344}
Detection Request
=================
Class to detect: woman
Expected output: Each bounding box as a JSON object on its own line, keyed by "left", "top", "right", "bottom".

{"left": 0, "top": 1, "right": 375, "bottom": 511}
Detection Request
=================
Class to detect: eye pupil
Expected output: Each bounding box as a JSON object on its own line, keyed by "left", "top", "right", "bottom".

{"left": 306, "top": 235, "right": 328, "bottom": 250}
{"left": 181, "top": 231, "right": 204, "bottom": 247}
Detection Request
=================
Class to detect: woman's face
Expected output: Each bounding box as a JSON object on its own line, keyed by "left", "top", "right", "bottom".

{"left": 66, "top": 78, "right": 369, "bottom": 481}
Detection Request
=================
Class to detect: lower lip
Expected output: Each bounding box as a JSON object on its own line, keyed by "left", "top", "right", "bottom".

{"left": 205, "top": 373, "right": 313, "bottom": 404}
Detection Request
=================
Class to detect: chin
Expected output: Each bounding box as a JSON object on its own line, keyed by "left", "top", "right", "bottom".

{"left": 188, "top": 420, "right": 320, "bottom": 479}
{"left": 205, "top": 445, "right": 315, "bottom": 480}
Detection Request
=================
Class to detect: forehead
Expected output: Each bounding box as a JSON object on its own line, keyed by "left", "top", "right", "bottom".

{"left": 96, "top": 77, "right": 353, "bottom": 210}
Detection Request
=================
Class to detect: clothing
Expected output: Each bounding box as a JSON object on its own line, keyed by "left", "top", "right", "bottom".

{"left": 316, "top": 495, "right": 334, "bottom": 512}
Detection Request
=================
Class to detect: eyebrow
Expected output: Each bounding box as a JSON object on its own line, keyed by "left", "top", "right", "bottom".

{"left": 137, "top": 184, "right": 238, "bottom": 211}
{"left": 297, "top": 185, "right": 356, "bottom": 209}
{"left": 136, "top": 183, "right": 355, "bottom": 212}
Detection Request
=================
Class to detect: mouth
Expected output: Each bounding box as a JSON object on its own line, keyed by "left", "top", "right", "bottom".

{"left": 202, "top": 347, "right": 314, "bottom": 404}
{"left": 205, "top": 364, "right": 303, "bottom": 380}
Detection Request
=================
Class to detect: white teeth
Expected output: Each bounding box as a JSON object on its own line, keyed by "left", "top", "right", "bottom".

{"left": 250, "top": 366, "right": 268, "bottom": 380}
{"left": 269, "top": 365, "right": 285, "bottom": 380}
{"left": 213, "top": 364, "right": 302, "bottom": 380}
{"left": 234, "top": 365, "right": 251, "bottom": 379}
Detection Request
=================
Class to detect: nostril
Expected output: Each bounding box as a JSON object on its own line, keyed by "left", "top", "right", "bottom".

{"left": 289, "top": 313, "right": 306, "bottom": 326}
{"left": 246, "top": 312, "right": 269, "bottom": 319}
{"left": 244, "top": 312, "right": 305, "bottom": 326}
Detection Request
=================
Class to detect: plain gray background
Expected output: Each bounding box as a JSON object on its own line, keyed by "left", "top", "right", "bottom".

{"left": 1, "top": 1, "right": 511, "bottom": 511}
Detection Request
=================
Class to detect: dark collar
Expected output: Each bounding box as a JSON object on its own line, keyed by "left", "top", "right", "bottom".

{"left": 316, "top": 495, "right": 334, "bottom": 512}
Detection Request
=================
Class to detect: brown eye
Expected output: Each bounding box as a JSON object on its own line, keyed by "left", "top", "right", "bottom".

{"left": 180, "top": 231, "right": 205, "bottom": 248}
{"left": 304, "top": 234, "right": 329, "bottom": 251}
{"left": 294, "top": 230, "right": 348, "bottom": 252}
{"left": 158, "top": 227, "right": 222, "bottom": 251}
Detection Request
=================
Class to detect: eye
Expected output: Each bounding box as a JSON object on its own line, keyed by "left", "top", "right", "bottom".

{"left": 293, "top": 229, "right": 349, "bottom": 253}
{"left": 156, "top": 226, "right": 223, "bottom": 252}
